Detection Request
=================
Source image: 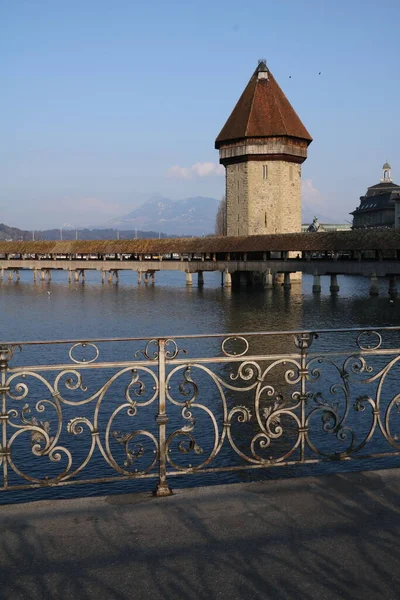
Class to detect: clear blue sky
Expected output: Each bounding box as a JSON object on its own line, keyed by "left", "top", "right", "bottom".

{"left": 1, "top": 0, "right": 399, "bottom": 229}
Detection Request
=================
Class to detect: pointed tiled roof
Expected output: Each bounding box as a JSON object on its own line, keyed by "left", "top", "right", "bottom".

{"left": 215, "top": 61, "right": 312, "bottom": 148}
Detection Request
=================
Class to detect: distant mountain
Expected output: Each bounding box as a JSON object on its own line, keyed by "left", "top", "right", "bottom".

{"left": 0, "top": 223, "right": 29, "bottom": 241}
{"left": 0, "top": 223, "right": 172, "bottom": 241}
{"left": 103, "top": 195, "right": 220, "bottom": 236}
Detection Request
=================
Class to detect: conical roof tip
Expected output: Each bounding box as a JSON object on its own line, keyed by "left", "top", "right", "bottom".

{"left": 257, "top": 59, "right": 268, "bottom": 72}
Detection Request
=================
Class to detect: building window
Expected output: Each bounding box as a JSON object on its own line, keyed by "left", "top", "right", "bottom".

{"left": 263, "top": 165, "right": 268, "bottom": 180}
{"left": 265, "top": 212, "right": 267, "bottom": 227}
{"left": 289, "top": 166, "right": 293, "bottom": 181}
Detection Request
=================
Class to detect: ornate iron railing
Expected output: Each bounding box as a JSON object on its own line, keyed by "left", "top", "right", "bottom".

{"left": 1, "top": 326, "right": 400, "bottom": 497}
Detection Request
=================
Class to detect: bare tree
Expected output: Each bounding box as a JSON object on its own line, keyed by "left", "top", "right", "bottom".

{"left": 215, "top": 195, "right": 227, "bottom": 236}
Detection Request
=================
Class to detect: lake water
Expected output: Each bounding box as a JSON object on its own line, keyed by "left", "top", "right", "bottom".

{"left": 1, "top": 270, "right": 399, "bottom": 341}
{"left": 1, "top": 270, "right": 400, "bottom": 503}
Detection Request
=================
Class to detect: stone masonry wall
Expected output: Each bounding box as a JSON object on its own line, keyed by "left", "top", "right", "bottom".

{"left": 225, "top": 160, "right": 302, "bottom": 236}
{"left": 226, "top": 162, "right": 249, "bottom": 236}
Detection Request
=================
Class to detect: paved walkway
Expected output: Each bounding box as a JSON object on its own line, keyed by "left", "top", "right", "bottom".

{"left": 1, "top": 468, "right": 400, "bottom": 599}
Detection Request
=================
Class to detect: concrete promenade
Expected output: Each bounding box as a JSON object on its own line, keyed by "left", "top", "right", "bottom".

{"left": 1, "top": 468, "right": 400, "bottom": 599}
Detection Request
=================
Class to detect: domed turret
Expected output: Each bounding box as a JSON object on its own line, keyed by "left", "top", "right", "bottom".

{"left": 381, "top": 163, "right": 392, "bottom": 182}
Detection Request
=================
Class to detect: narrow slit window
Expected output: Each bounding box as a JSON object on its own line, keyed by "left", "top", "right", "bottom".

{"left": 265, "top": 212, "right": 267, "bottom": 227}
{"left": 263, "top": 165, "right": 268, "bottom": 180}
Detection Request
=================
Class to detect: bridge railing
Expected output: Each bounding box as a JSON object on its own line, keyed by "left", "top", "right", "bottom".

{"left": 1, "top": 326, "right": 400, "bottom": 497}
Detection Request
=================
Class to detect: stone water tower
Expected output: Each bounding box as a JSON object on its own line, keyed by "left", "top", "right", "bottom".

{"left": 215, "top": 60, "right": 312, "bottom": 236}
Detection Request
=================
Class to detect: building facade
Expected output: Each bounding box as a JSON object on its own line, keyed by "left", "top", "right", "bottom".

{"left": 215, "top": 60, "right": 312, "bottom": 237}
{"left": 351, "top": 163, "right": 400, "bottom": 229}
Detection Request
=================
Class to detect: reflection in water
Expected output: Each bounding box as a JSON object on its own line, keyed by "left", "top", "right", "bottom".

{"left": 1, "top": 270, "right": 399, "bottom": 341}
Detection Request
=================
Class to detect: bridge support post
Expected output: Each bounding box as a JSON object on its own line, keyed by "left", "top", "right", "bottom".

{"left": 388, "top": 277, "right": 397, "bottom": 298}
{"left": 264, "top": 269, "right": 273, "bottom": 289}
{"left": 330, "top": 274, "right": 339, "bottom": 294}
{"left": 224, "top": 269, "right": 232, "bottom": 287}
{"left": 106, "top": 270, "right": 118, "bottom": 284}
{"left": 74, "top": 270, "right": 79, "bottom": 282}
{"left": 40, "top": 269, "right": 51, "bottom": 282}
{"left": 369, "top": 274, "right": 379, "bottom": 296}
{"left": 197, "top": 271, "right": 204, "bottom": 286}
{"left": 81, "top": 270, "right": 85, "bottom": 283}
{"left": 137, "top": 270, "right": 142, "bottom": 284}
{"left": 101, "top": 270, "right": 105, "bottom": 284}
{"left": 33, "top": 268, "right": 37, "bottom": 283}
{"left": 185, "top": 272, "right": 193, "bottom": 286}
{"left": 283, "top": 272, "right": 291, "bottom": 289}
{"left": 274, "top": 272, "right": 284, "bottom": 285}
{"left": 0, "top": 267, "right": 4, "bottom": 281}
{"left": 239, "top": 272, "right": 248, "bottom": 286}
{"left": 312, "top": 272, "right": 321, "bottom": 294}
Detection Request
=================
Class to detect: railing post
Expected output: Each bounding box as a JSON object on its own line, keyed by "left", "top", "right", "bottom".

{"left": 154, "top": 339, "right": 172, "bottom": 496}
{"left": 300, "top": 341, "right": 308, "bottom": 462}
{"left": 0, "top": 346, "right": 12, "bottom": 490}
{"left": 295, "top": 333, "right": 313, "bottom": 463}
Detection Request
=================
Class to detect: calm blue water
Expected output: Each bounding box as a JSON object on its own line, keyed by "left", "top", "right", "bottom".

{"left": 1, "top": 270, "right": 399, "bottom": 341}
{"left": 1, "top": 271, "right": 400, "bottom": 504}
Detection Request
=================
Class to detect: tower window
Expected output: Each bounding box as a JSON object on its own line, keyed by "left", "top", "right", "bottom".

{"left": 265, "top": 212, "right": 267, "bottom": 227}
{"left": 263, "top": 165, "right": 268, "bottom": 180}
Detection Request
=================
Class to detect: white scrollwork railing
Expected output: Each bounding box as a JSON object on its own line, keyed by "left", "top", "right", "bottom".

{"left": 0, "top": 326, "right": 400, "bottom": 498}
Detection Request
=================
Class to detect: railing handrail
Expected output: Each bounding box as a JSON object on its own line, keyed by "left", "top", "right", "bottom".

{"left": 2, "top": 324, "right": 400, "bottom": 347}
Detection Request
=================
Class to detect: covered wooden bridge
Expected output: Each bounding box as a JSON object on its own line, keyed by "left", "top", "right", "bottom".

{"left": 1, "top": 230, "right": 400, "bottom": 294}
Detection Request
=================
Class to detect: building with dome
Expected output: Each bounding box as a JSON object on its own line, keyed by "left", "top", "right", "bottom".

{"left": 351, "top": 163, "right": 400, "bottom": 229}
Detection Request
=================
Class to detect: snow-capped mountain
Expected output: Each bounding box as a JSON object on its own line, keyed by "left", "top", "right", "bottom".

{"left": 103, "top": 195, "right": 220, "bottom": 236}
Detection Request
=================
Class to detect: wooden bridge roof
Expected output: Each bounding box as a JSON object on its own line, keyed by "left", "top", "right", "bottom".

{"left": 0, "top": 231, "right": 400, "bottom": 254}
